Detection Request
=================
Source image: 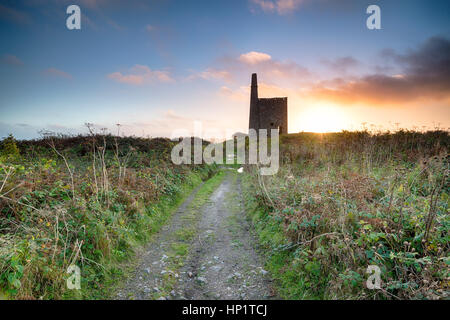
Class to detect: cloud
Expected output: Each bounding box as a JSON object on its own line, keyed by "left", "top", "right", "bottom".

{"left": 43, "top": 68, "right": 72, "bottom": 79}
{"left": 164, "top": 109, "right": 191, "bottom": 121}
{"left": 219, "top": 86, "right": 248, "bottom": 102}
{"left": 0, "top": 4, "right": 32, "bottom": 24}
{"left": 220, "top": 82, "right": 298, "bottom": 102}
{"left": 146, "top": 24, "right": 156, "bottom": 32}
{"left": 239, "top": 51, "right": 272, "bottom": 65}
{"left": 2, "top": 54, "right": 24, "bottom": 66}
{"left": 78, "top": 0, "right": 109, "bottom": 9}
{"left": 250, "top": 0, "right": 304, "bottom": 15}
{"left": 250, "top": 0, "right": 275, "bottom": 12}
{"left": 107, "top": 65, "right": 174, "bottom": 85}
{"left": 15, "top": 123, "right": 31, "bottom": 128}
{"left": 187, "top": 68, "right": 232, "bottom": 83}
{"left": 309, "top": 36, "right": 450, "bottom": 105}
{"left": 216, "top": 36, "right": 450, "bottom": 109}
{"left": 235, "top": 51, "right": 311, "bottom": 85}
{"left": 191, "top": 50, "right": 311, "bottom": 89}
{"left": 0, "top": 122, "right": 82, "bottom": 140}
{"left": 321, "top": 56, "right": 360, "bottom": 74}
{"left": 276, "top": 0, "right": 304, "bottom": 14}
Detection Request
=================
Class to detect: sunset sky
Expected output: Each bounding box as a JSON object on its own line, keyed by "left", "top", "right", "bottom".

{"left": 1, "top": 0, "right": 449, "bottom": 139}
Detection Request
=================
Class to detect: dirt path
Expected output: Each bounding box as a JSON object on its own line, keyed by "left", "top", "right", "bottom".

{"left": 116, "top": 171, "right": 275, "bottom": 300}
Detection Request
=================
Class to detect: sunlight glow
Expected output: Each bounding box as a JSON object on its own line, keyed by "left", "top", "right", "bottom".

{"left": 296, "top": 103, "right": 348, "bottom": 133}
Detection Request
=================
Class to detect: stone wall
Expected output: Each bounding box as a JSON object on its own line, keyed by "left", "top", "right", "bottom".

{"left": 257, "top": 97, "right": 288, "bottom": 135}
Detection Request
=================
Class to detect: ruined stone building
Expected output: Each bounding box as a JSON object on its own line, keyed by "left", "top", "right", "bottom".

{"left": 248, "top": 73, "right": 288, "bottom": 135}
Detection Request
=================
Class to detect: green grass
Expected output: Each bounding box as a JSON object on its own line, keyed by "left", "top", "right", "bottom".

{"left": 175, "top": 228, "right": 196, "bottom": 242}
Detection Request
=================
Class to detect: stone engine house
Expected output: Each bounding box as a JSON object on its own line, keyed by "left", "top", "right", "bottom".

{"left": 248, "top": 73, "right": 288, "bottom": 135}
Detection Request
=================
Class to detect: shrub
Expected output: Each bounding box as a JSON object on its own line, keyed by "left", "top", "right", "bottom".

{"left": 1, "top": 134, "right": 20, "bottom": 157}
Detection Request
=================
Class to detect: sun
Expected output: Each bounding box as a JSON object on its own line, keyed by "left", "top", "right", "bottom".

{"left": 296, "top": 103, "right": 348, "bottom": 133}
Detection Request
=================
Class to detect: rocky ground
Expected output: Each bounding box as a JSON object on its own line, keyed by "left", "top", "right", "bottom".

{"left": 115, "top": 171, "right": 275, "bottom": 300}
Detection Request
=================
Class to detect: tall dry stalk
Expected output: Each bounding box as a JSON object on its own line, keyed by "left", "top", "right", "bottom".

{"left": 113, "top": 124, "right": 134, "bottom": 185}
{"left": 47, "top": 138, "right": 75, "bottom": 200}
{"left": 85, "top": 123, "right": 99, "bottom": 198}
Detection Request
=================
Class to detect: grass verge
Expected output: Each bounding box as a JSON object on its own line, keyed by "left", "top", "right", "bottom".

{"left": 241, "top": 175, "right": 315, "bottom": 299}
{"left": 69, "top": 171, "right": 205, "bottom": 299}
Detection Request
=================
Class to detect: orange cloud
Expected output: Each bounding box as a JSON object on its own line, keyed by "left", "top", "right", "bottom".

{"left": 219, "top": 86, "right": 248, "bottom": 101}
{"left": 309, "top": 37, "right": 450, "bottom": 105}
{"left": 216, "top": 51, "right": 311, "bottom": 86}
{"left": 216, "top": 37, "right": 450, "bottom": 107}
{"left": 187, "top": 68, "right": 232, "bottom": 83}
{"left": 108, "top": 65, "right": 174, "bottom": 85}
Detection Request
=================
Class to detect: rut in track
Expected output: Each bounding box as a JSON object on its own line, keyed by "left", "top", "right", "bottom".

{"left": 116, "top": 171, "right": 275, "bottom": 300}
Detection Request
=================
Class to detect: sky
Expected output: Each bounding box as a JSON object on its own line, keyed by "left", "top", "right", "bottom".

{"left": 0, "top": 0, "right": 449, "bottom": 139}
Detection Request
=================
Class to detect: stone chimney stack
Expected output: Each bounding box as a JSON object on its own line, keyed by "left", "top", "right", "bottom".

{"left": 249, "top": 73, "right": 259, "bottom": 131}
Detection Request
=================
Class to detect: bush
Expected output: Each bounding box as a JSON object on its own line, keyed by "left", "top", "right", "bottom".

{"left": 1, "top": 134, "right": 20, "bottom": 157}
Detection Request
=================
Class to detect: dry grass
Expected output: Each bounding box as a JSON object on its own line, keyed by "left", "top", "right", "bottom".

{"left": 244, "top": 130, "right": 449, "bottom": 299}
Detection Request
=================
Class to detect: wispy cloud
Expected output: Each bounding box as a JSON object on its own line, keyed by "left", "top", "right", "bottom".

{"left": 321, "top": 56, "right": 360, "bottom": 74}
{"left": 146, "top": 24, "right": 156, "bottom": 32}
{"left": 2, "top": 54, "right": 24, "bottom": 66}
{"left": 108, "top": 64, "right": 174, "bottom": 85}
{"left": 0, "top": 4, "right": 32, "bottom": 24}
{"left": 43, "top": 67, "right": 72, "bottom": 79}
{"left": 250, "top": 0, "right": 304, "bottom": 15}
{"left": 219, "top": 86, "right": 248, "bottom": 102}
{"left": 187, "top": 68, "right": 233, "bottom": 83}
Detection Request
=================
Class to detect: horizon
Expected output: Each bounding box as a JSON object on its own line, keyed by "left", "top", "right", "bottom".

{"left": 8, "top": 126, "right": 449, "bottom": 143}
{"left": 1, "top": 0, "right": 450, "bottom": 139}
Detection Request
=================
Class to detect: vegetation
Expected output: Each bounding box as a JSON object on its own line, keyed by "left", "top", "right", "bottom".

{"left": 0, "top": 133, "right": 217, "bottom": 299}
{"left": 1, "top": 128, "right": 448, "bottom": 301}
{"left": 243, "top": 130, "right": 449, "bottom": 300}
{"left": 0, "top": 134, "right": 20, "bottom": 158}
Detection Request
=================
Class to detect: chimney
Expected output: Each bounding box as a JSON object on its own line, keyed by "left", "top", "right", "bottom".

{"left": 251, "top": 73, "right": 258, "bottom": 102}
{"left": 249, "top": 73, "right": 259, "bottom": 131}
